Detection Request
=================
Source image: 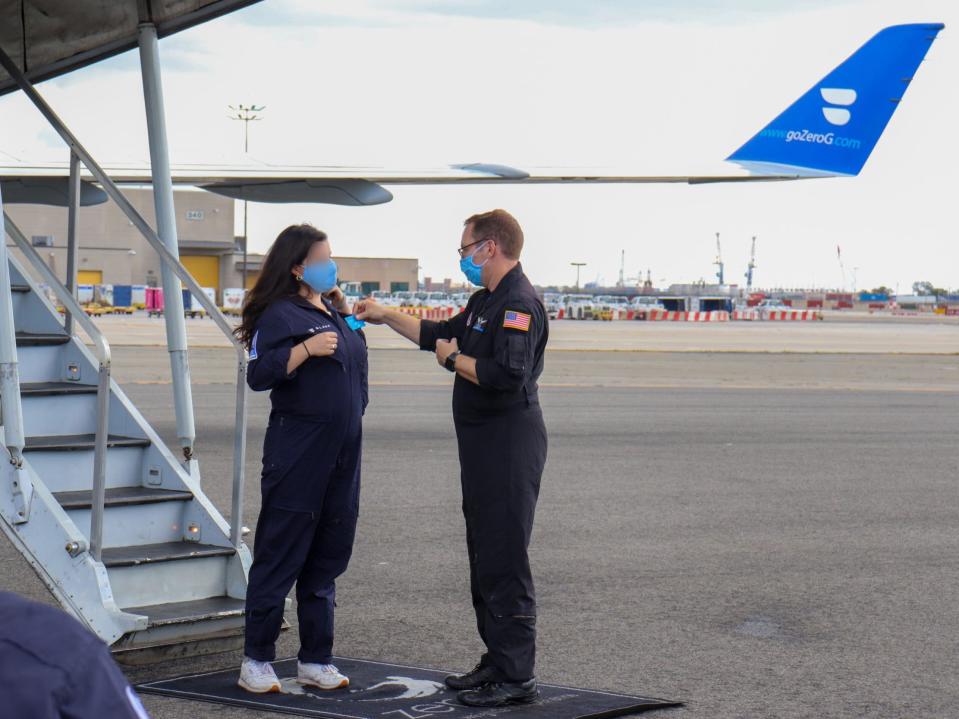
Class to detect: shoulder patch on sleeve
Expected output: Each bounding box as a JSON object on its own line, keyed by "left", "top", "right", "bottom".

{"left": 503, "top": 310, "right": 531, "bottom": 332}
{"left": 249, "top": 330, "right": 259, "bottom": 360}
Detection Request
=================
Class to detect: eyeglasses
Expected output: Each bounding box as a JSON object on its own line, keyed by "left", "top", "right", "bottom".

{"left": 457, "top": 238, "right": 489, "bottom": 258}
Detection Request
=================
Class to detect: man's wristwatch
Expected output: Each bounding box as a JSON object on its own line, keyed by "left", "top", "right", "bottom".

{"left": 444, "top": 350, "right": 460, "bottom": 372}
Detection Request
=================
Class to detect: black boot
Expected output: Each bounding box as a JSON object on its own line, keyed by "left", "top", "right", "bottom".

{"left": 444, "top": 662, "right": 499, "bottom": 690}
{"left": 457, "top": 679, "right": 539, "bottom": 707}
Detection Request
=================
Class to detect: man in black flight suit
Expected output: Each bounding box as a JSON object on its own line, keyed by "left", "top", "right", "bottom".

{"left": 356, "top": 209, "right": 548, "bottom": 708}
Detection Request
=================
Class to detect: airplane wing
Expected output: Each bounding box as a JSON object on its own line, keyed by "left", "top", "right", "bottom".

{"left": 0, "top": 23, "right": 944, "bottom": 208}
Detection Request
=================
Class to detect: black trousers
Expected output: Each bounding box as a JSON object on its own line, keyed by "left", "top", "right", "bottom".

{"left": 454, "top": 403, "right": 547, "bottom": 682}
{"left": 244, "top": 425, "right": 361, "bottom": 663}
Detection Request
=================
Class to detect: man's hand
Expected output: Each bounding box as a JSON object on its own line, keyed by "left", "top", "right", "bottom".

{"left": 354, "top": 299, "right": 388, "bottom": 325}
{"left": 436, "top": 337, "right": 459, "bottom": 368}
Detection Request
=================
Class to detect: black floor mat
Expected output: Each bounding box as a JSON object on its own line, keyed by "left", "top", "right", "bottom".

{"left": 136, "top": 656, "right": 683, "bottom": 718}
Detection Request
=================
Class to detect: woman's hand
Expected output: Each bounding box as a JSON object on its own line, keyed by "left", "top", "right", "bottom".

{"left": 323, "top": 286, "right": 350, "bottom": 313}
{"left": 304, "top": 331, "right": 339, "bottom": 357}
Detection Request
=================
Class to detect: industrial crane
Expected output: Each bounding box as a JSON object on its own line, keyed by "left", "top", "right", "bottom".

{"left": 713, "top": 232, "right": 725, "bottom": 285}
{"left": 745, "top": 235, "right": 757, "bottom": 292}
{"left": 837, "top": 245, "right": 846, "bottom": 291}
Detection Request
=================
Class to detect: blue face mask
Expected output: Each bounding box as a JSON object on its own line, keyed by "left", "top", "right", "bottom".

{"left": 301, "top": 259, "right": 338, "bottom": 293}
{"left": 459, "top": 242, "right": 489, "bottom": 286}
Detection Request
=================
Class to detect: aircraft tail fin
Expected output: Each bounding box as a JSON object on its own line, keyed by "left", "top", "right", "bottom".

{"left": 727, "top": 23, "right": 944, "bottom": 177}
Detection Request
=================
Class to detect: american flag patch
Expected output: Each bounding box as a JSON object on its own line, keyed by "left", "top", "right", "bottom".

{"left": 503, "top": 310, "right": 531, "bottom": 332}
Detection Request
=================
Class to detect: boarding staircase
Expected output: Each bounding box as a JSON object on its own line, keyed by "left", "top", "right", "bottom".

{"left": 0, "top": 249, "right": 252, "bottom": 663}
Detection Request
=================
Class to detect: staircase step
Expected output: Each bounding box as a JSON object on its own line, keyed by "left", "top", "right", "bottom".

{"left": 53, "top": 486, "right": 193, "bottom": 510}
{"left": 14, "top": 331, "right": 70, "bottom": 346}
{"left": 122, "top": 596, "right": 245, "bottom": 627}
{"left": 23, "top": 434, "right": 150, "bottom": 452}
{"left": 18, "top": 381, "right": 98, "bottom": 397}
{"left": 102, "top": 541, "right": 235, "bottom": 568}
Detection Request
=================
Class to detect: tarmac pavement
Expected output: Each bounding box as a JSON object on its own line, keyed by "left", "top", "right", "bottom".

{"left": 2, "top": 339, "right": 957, "bottom": 718}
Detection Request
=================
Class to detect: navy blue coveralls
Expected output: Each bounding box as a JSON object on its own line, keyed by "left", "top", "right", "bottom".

{"left": 244, "top": 295, "right": 368, "bottom": 663}
{"left": 0, "top": 591, "right": 150, "bottom": 718}
{"left": 419, "top": 263, "right": 548, "bottom": 682}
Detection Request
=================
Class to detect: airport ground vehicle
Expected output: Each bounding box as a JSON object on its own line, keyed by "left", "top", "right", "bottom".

{"left": 370, "top": 290, "right": 398, "bottom": 306}
{"left": 594, "top": 295, "right": 631, "bottom": 311}
{"left": 423, "top": 292, "right": 450, "bottom": 308}
{"left": 630, "top": 296, "right": 667, "bottom": 312}
{"left": 543, "top": 292, "right": 564, "bottom": 319}
{"left": 393, "top": 291, "right": 416, "bottom": 307}
{"left": 756, "top": 299, "right": 792, "bottom": 311}
{"left": 563, "top": 294, "right": 597, "bottom": 320}
{"left": 339, "top": 281, "right": 363, "bottom": 299}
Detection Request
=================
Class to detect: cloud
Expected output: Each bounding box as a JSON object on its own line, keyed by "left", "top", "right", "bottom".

{"left": 0, "top": 0, "right": 955, "bottom": 291}
{"left": 232, "top": 0, "right": 860, "bottom": 29}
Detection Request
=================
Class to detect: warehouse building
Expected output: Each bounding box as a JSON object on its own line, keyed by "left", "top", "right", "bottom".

{"left": 5, "top": 188, "right": 419, "bottom": 302}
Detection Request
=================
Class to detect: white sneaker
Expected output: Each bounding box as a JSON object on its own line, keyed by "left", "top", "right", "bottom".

{"left": 238, "top": 657, "right": 281, "bottom": 693}
{"left": 297, "top": 661, "right": 349, "bottom": 690}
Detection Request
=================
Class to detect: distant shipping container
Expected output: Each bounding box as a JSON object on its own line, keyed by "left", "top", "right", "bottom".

{"left": 94, "top": 284, "right": 113, "bottom": 305}
{"left": 113, "top": 285, "right": 132, "bottom": 307}
{"left": 146, "top": 287, "right": 163, "bottom": 313}
{"left": 223, "top": 288, "right": 245, "bottom": 311}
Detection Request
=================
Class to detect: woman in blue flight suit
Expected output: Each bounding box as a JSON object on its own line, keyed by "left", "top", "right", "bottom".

{"left": 233, "top": 223, "right": 368, "bottom": 693}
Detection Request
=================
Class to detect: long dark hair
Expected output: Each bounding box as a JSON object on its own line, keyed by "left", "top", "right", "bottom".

{"left": 234, "top": 223, "right": 327, "bottom": 348}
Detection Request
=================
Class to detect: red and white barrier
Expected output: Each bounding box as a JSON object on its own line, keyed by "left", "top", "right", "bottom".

{"left": 397, "top": 306, "right": 457, "bottom": 320}
{"left": 732, "top": 309, "right": 821, "bottom": 321}
{"left": 761, "top": 310, "right": 822, "bottom": 321}
{"left": 546, "top": 305, "right": 823, "bottom": 322}
{"left": 645, "top": 310, "right": 729, "bottom": 322}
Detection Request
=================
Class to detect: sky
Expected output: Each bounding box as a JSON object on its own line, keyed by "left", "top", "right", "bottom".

{"left": 1, "top": 0, "right": 956, "bottom": 292}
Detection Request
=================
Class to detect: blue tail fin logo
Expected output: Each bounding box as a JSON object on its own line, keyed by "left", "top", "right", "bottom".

{"left": 727, "top": 23, "right": 944, "bottom": 177}
{"left": 820, "top": 87, "right": 856, "bottom": 126}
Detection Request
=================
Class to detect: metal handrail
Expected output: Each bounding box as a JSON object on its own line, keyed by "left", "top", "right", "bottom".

{"left": 0, "top": 43, "right": 248, "bottom": 547}
{"left": 0, "top": 188, "right": 27, "bottom": 524}
{"left": 5, "top": 214, "right": 112, "bottom": 561}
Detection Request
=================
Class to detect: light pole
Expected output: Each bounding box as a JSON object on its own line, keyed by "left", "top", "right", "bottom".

{"left": 228, "top": 104, "right": 265, "bottom": 292}
{"left": 570, "top": 262, "right": 586, "bottom": 290}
